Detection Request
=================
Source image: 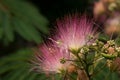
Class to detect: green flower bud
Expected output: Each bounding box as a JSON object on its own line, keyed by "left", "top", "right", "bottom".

{"left": 101, "top": 53, "right": 117, "bottom": 59}
{"left": 80, "top": 46, "right": 89, "bottom": 54}
{"left": 115, "top": 47, "right": 120, "bottom": 52}
{"left": 96, "top": 40, "right": 104, "bottom": 45}
{"left": 107, "top": 40, "right": 115, "bottom": 46}
{"left": 60, "top": 58, "right": 66, "bottom": 64}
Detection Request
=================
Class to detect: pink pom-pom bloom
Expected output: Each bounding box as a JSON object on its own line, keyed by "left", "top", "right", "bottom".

{"left": 33, "top": 43, "right": 71, "bottom": 73}
{"left": 32, "top": 14, "right": 98, "bottom": 73}
{"left": 53, "top": 15, "right": 97, "bottom": 51}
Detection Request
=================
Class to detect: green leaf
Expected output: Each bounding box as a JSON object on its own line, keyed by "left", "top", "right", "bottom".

{"left": 0, "top": 0, "right": 49, "bottom": 45}
{"left": 98, "top": 33, "right": 109, "bottom": 42}
{"left": 115, "top": 37, "right": 120, "bottom": 46}
{"left": 2, "top": 12, "right": 14, "bottom": 42}
{"left": 13, "top": 17, "right": 42, "bottom": 43}
{"left": 92, "top": 60, "right": 120, "bottom": 80}
{"left": 0, "top": 27, "right": 3, "bottom": 39}
{"left": 0, "top": 48, "right": 62, "bottom": 80}
{"left": 1, "top": 0, "right": 48, "bottom": 33}
{"left": 0, "top": 10, "right": 4, "bottom": 39}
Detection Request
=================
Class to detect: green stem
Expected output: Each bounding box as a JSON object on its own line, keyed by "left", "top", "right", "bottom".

{"left": 73, "top": 51, "right": 91, "bottom": 80}
{"left": 76, "top": 54, "right": 85, "bottom": 69}
{"left": 105, "top": 71, "right": 111, "bottom": 80}
{"left": 84, "top": 53, "right": 91, "bottom": 80}
{"left": 77, "top": 52, "right": 91, "bottom": 80}
{"left": 63, "top": 71, "right": 68, "bottom": 80}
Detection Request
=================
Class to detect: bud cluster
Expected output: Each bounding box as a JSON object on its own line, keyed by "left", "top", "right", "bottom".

{"left": 101, "top": 40, "right": 120, "bottom": 60}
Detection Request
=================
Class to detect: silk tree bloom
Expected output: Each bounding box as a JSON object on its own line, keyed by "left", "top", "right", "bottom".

{"left": 32, "top": 14, "right": 97, "bottom": 74}
{"left": 53, "top": 15, "right": 98, "bottom": 52}
{"left": 32, "top": 43, "right": 71, "bottom": 73}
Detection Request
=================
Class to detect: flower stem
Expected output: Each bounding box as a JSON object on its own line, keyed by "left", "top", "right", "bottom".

{"left": 84, "top": 54, "right": 91, "bottom": 80}
{"left": 77, "top": 53, "right": 91, "bottom": 80}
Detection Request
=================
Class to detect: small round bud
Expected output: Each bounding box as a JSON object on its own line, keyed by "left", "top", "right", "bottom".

{"left": 92, "top": 43, "right": 97, "bottom": 46}
{"left": 60, "top": 58, "right": 66, "bottom": 64}
{"left": 107, "top": 40, "right": 115, "bottom": 46}
{"left": 115, "top": 47, "right": 120, "bottom": 52}
{"left": 101, "top": 53, "right": 117, "bottom": 59}
{"left": 67, "top": 64, "right": 76, "bottom": 73}
{"left": 88, "top": 35, "right": 94, "bottom": 40}
{"left": 107, "top": 47, "right": 115, "bottom": 54}
{"left": 105, "top": 50, "right": 108, "bottom": 53}
{"left": 103, "top": 44, "right": 109, "bottom": 49}
{"left": 80, "top": 46, "right": 89, "bottom": 54}
{"left": 98, "top": 41, "right": 104, "bottom": 47}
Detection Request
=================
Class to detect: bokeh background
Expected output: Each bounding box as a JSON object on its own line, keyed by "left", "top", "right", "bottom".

{"left": 0, "top": 0, "right": 90, "bottom": 56}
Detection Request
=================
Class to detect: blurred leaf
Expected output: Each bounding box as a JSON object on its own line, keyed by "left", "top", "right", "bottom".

{"left": 0, "top": 27, "right": 3, "bottom": 39}
{"left": 2, "top": 12, "right": 14, "bottom": 42}
{"left": 98, "top": 33, "right": 110, "bottom": 42}
{"left": 0, "top": 48, "right": 62, "bottom": 80}
{"left": 13, "top": 17, "right": 42, "bottom": 43}
{"left": 0, "top": 0, "right": 49, "bottom": 44}
{"left": 92, "top": 60, "right": 120, "bottom": 80}
{"left": 0, "top": 11, "right": 4, "bottom": 39}
{"left": 115, "top": 37, "right": 120, "bottom": 46}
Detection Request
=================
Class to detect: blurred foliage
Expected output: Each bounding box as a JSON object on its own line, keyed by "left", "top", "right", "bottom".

{"left": 0, "top": 0, "right": 48, "bottom": 45}
{"left": 92, "top": 59, "right": 120, "bottom": 80}
{"left": 0, "top": 0, "right": 50, "bottom": 79}
{"left": 0, "top": 48, "right": 62, "bottom": 80}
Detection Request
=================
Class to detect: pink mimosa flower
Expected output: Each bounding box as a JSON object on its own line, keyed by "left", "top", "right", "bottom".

{"left": 32, "top": 43, "right": 71, "bottom": 73}
{"left": 53, "top": 15, "right": 97, "bottom": 51}
{"left": 32, "top": 14, "right": 98, "bottom": 74}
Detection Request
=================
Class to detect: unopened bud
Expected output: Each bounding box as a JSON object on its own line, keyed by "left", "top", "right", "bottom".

{"left": 103, "top": 44, "right": 109, "bottom": 49}
{"left": 92, "top": 43, "right": 97, "bottom": 46}
{"left": 107, "top": 47, "right": 115, "bottom": 54}
{"left": 67, "top": 64, "right": 76, "bottom": 73}
{"left": 80, "top": 47, "right": 89, "bottom": 54}
{"left": 115, "top": 47, "right": 120, "bottom": 52}
{"left": 60, "top": 58, "right": 66, "bottom": 64}
{"left": 101, "top": 53, "right": 117, "bottom": 59}
{"left": 107, "top": 40, "right": 115, "bottom": 46}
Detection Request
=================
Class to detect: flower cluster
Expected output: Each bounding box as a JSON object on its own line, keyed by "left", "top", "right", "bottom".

{"left": 53, "top": 15, "right": 97, "bottom": 51}
{"left": 32, "top": 15, "right": 97, "bottom": 74}
{"left": 32, "top": 14, "right": 120, "bottom": 80}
